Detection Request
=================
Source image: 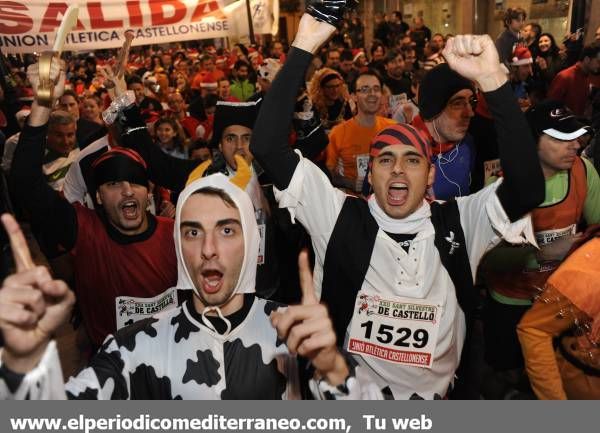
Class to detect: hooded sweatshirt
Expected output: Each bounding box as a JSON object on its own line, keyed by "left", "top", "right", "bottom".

{"left": 0, "top": 175, "right": 303, "bottom": 400}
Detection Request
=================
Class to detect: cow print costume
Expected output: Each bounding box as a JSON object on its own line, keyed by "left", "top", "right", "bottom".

{"left": 1, "top": 174, "right": 373, "bottom": 400}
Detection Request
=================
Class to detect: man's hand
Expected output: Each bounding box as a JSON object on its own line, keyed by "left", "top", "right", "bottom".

{"left": 0, "top": 214, "right": 75, "bottom": 373}
{"left": 26, "top": 56, "right": 66, "bottom": 126}
{"left": 443, "top": 35, "right": 508, "bottom": 92}
{"left": 271, "top": 250, "right": 349, "bottom": 386}
{"left": 291, "top": 14, "right": 336, "bottom": 55}
{"left": 98, "top": 65, "right": 127, "bottom": 99}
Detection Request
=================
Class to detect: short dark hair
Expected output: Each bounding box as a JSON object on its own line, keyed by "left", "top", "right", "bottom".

{"left": 385, "top": 49, "right": 404, "bottom": 65}
{"left": 350, "top": 69, "right": 383, "bottom": 93}
{"left": 340, "top": 49, "right": 354, "bottom": 62}
{"left": 60, "top": 89, "right": 78, "bottom": 102}
{"left": 580, "top": 41, "right": 600, "bottom": 62}
{"left": 204, "top": 93, "right": 219, "bottom": 109}
{"left": 370, "top": 41, "right": 385, "bottom": 57}
{"left": 192, "top": 187, "right": 237, "bottom": 209}
{"left": 327, "top": 48, "right": 340, "bottom": 58}
{"left": 190, "top": 138, "right": 210, "bottom": 151}
{"left": 527, "top": 23, "right": 542, "bottom": 38}
{"left": 200, "top": 54, "right": 213, "bottom": 64}
{"left": 127, "top": 75, "right": 143, "bottom": 87}
{"left": 503, "top": 8, "right": 527, "bottom": 28}
{"left": 393, "top": 11, "right": 402, "bottom": 20}
{"left": 234, "top": 60, "right": 249, "bottom": 71}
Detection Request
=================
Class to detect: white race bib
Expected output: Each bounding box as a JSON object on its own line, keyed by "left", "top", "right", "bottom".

{"left": 389, "top": 93, "right": 408, "bottom": 114}
{"left": 535, "top": 224, "right": 577, "bottom": 246}
{"left": 483, "top": 159, "right": 502, "bottom": 186}
{"left": 347, "top": 291, "right": 441, "bottom": 369}
{"left": 355, "top": 154, "right": 370, "bottom": 191}
{"left": 116, "top": 287, "right": 179, "bottom": 330}
{"left": 257, "top": 223, "right": 266, "bottom": 265}
{"left": 255, "top": 209, "right": 266, "bottom": 265}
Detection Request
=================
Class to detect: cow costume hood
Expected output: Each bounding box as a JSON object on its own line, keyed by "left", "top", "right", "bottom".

{"left": 174, "top": 167, "right": 260, "bottom": 332}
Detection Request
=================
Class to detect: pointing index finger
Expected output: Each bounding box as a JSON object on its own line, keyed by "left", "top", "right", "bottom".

{"left": 1, "top": 213, "right": 35, "bottom": 272}
{"left": 299, "top": 249, "right": 318, "bottom": 306}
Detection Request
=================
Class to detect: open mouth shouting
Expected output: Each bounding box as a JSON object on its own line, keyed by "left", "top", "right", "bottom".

{"left": 387, "top": 182, "right": 408, "bottom": 206}
{"left": 120, "top": 199, "right": 140, "bottom": 220}
{"left": 200, "top": 268, "right": 224, "bottom": 294}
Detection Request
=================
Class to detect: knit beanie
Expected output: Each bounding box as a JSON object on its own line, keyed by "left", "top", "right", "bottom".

{"left": 418, "top": 63, "right": 474, "bottom": 121}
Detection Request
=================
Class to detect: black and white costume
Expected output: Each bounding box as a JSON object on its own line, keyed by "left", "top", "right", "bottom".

{"left": 0, "top": 174, "right": 369, "bottom": 399}
{"left": 250, "top": 47, "right": 545, "bottom": 399}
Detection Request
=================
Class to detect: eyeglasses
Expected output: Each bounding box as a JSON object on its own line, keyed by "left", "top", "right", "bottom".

{"left": 356, "top": 85, "right": 382, "bottom": 95}
{"left": 447, "top": 95, "right": 478, "bottom": 111}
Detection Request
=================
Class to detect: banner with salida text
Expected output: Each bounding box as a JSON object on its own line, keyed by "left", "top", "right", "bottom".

{"left": 0, "top": 0, "right": 279, "bottom": 53}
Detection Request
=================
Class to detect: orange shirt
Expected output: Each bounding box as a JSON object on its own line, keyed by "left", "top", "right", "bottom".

{"left": 326, "top": 116, "right": 396, "bottom": 192}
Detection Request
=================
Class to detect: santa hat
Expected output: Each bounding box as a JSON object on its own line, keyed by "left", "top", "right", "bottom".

{"left": 352, "top": 49, "right": 366, "bottom": 63}
{"left": 510, "top": 46, "right": 533, "bottom": 66}
{"left": 200, "top": 81, "right": 218, "bottom": 90}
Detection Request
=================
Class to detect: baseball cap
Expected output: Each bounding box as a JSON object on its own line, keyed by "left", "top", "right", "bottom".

{"left": 525, "top": 100, "right": 590, "bottom": 141}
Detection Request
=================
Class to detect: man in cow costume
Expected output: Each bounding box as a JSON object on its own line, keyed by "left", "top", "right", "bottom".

{"left": 0, "top": 169, "right": 362, "bottom": 399}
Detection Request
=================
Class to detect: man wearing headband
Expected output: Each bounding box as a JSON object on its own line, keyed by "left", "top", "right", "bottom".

{"left": 0, "top": 175, "right": 363, "bottom": 400}
{"left": 9, "top": 59, "right": 177, "bottom": 349}
{"left": 480, "top": 100, "right": 600, "bottom": 398}
{"left": 251, "top": 13, "right": 545, "bottom": 399}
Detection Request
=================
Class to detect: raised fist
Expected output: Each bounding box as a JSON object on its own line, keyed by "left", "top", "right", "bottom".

{"left": 443, "top": 35, "right": 507, "bottom": 92}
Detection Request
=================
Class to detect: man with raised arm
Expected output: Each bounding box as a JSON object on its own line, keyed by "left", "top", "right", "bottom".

{"left": 250, "top": 11, "right": 545, "bottom": 399}
{"left": 0, "top": 171, "right": 363, "bottom": 399}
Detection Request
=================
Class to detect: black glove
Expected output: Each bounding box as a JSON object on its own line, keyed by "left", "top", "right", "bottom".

{"left": 305, "top": 0, "right": 359, "bottom": 27}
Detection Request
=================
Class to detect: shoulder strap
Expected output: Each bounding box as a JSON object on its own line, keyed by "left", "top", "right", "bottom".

{"left": 430, "top": 200, "right": 476, "bottom": 320}
{"left": 321, "top": 197, "right": 378, "bottom": 343}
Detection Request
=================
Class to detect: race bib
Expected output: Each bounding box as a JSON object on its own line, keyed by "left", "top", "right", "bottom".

{"left": 257, "top": 223, "right": 266, "bottom": 265}
{"left": 535, "top": 224, "right": 577, "bottom": 246}
{"left": 347, "top": 291, "right": 441, "bottom": 369}
{"left": 255, "top": 209, "right": 266, "bottom": 265}
{"left": 483, "top": 159, "right": 502, "bottom": 186}
{"left": 355, "top": 154, "right": 370, "bottom": 191}
{"left": 116, "top": 287, "right": 179, "bottom": 330}
{"left": 389, "top": 93, "right": 408, "bottom": 114}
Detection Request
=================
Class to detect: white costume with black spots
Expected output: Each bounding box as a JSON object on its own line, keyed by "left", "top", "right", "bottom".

{"left": 0, "top": 174, "right": 371, "bottom": 400}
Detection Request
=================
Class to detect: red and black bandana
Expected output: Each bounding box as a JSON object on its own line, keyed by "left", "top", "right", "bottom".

{"left": 369, "top": 124, "right": 432, "bottom": 167}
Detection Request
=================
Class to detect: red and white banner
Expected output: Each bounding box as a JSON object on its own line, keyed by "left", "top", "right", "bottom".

{"left": 0, "top": 0, "right": 279, "bottom": 54}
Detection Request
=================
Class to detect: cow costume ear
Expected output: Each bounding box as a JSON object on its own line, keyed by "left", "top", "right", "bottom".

{"left": 186, "top": 155, "right": 252, "bottom": 190}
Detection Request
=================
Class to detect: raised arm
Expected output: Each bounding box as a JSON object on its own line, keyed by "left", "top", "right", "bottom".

{"left": 443, "top": 35, "right": 544, "bottom": 220}
{"left": 250, "top": 15, "right": 335, "bottom": 190}
{"left": 9, "top": 57, "right": 78, "bottom": 251}
{"left": 118, "top": 103, "right": 197, "bottom": 192}
{"left": 100, "top": 66, "right": 198, "bottom": 193}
